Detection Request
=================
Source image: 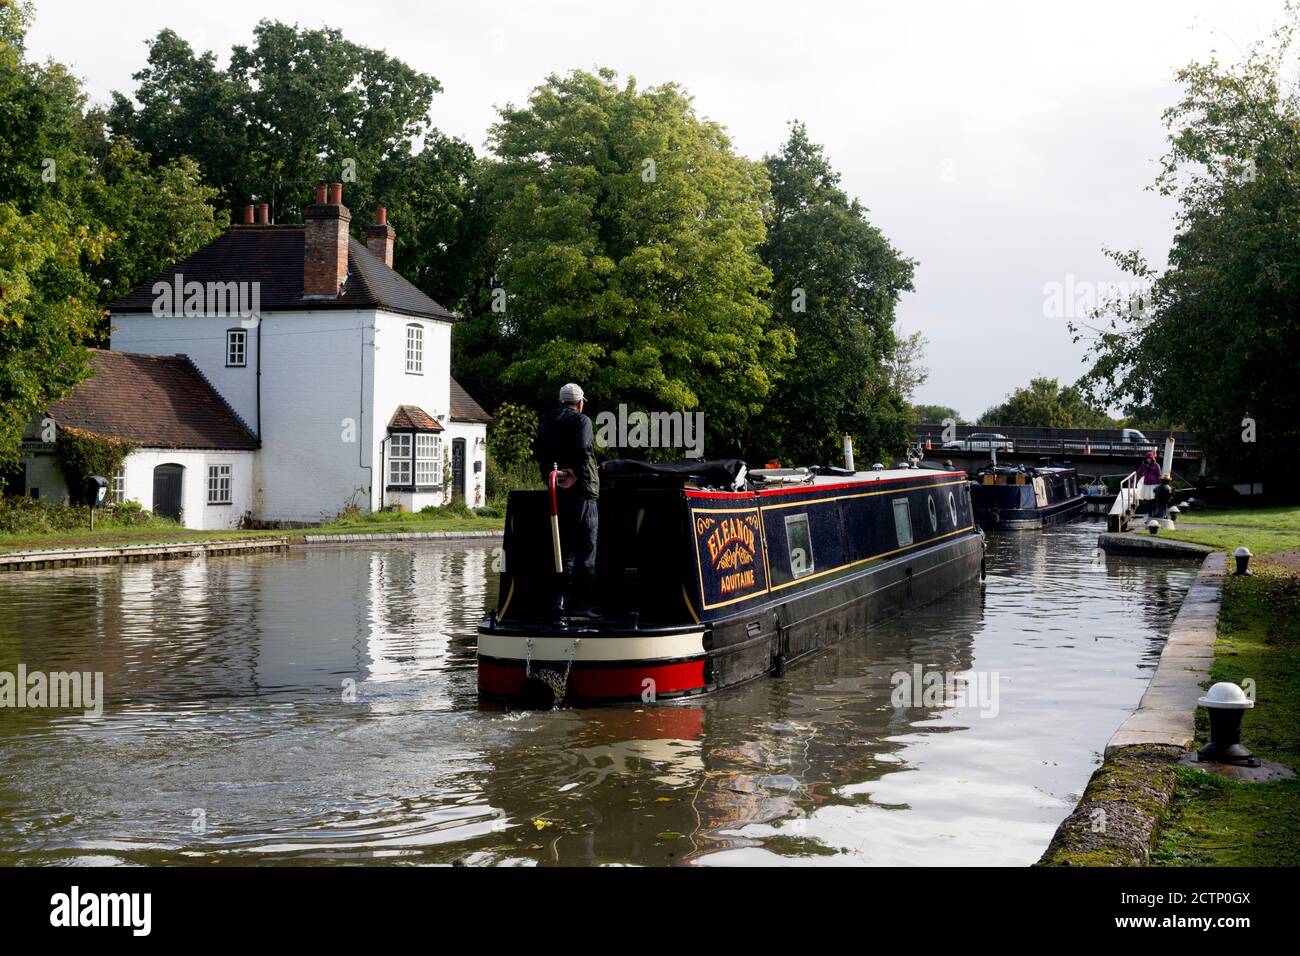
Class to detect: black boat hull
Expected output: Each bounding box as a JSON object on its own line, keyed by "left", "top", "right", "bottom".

{"left": 976, "top": 494, "right": 1086, "bottom": 530}
{"left": 478, "top": 529, "right": 984, "bottom": 705}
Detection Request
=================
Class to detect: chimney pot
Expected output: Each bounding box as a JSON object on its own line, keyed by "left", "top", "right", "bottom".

{"left": 328, "top": 182, "right": 343, "bottom": 205}
{"left": 315, "top": 183, "right": 328, "bottom": 205}
{"left": 256, "top": 203, "right": 269, "bottom": 225}
{"left": 366, "top": 207, "right": 396, "bottom": 268}
{"left": 243, "top": 205, "right": 255, "bottom": 225}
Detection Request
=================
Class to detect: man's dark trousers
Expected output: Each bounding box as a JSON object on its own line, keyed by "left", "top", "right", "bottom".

{"left": 557, "top": 492, "right": 598, "bottom": 613}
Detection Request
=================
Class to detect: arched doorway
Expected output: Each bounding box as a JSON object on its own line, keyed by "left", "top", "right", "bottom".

{"left": 152, "top": 463, "right": 184, "bottom": 523}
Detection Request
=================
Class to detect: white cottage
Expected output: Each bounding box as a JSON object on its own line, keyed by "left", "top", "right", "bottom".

{"left": 18, "top": 184, "right": 491, "bottom": 528}
{"left": 112, "top": 184, "right": 490, "bottom": 524}
{"left": 21, "top": 350, "right": 259, "bottom": 529}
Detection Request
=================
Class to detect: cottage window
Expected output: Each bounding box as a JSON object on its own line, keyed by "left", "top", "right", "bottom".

{"left": 892, "top": 498, "right": 914, "bottom": 547}
{"left": 111, "top": 467, "right": 126, "bottom": 504}
{"left": 785, "top": 513, "right": 814, "bottom": 578}
{"left": 415, "top": 433, "right": 441, "bottom": 486}
{"left": 207, "top": 464, "right": 232, "bottom": 505}
{"left": 389, "top": 433, "right": 412, "bottom": 485}
{"left": 405, "top": 324, "right": 423, "bottom": 374}
{"left": 226, "top": 329, "right": 247, "bottom": 367}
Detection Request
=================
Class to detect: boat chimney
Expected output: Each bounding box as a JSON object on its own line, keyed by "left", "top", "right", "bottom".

{"left": 842, "top": 434, "right": 855, "bottom": 471}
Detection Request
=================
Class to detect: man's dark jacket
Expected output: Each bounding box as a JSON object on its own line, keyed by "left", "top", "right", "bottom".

{"left": 536, "top": 405, "right": 599, "bottom": 499}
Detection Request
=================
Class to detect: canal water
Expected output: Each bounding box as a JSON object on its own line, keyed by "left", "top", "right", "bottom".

{"left": 0, "top": 523, "right": 1197, "bottom": 866}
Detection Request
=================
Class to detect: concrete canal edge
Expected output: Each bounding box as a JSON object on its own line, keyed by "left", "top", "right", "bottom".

{"left": 0, "top": 530, "right": 505, "bottom": 571}
{"left": 0, "top": 537, "right": 292, "bottom": 572}
{"left": 1037, "top": 552, "right": 1226, "bottom": 866}
{"left": 1097, "top": 531, "right": 1214, "bottom": 559}
{"left": 301, "top": 530, "right": 503, "bottom": 544}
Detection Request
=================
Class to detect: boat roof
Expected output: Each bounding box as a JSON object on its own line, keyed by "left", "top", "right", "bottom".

{"left": 688, "top": 467, "right": 966, "bottom": 499}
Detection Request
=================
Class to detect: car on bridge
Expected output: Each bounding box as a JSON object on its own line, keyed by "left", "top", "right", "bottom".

{"left": 942, "top": 432, "right": 1015, "bottom": 452}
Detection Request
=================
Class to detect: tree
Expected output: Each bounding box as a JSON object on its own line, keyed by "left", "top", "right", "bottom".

{"left": 108, "top": 19, "right": 487, "bottom": 316}
{"left": 978, "top": 377, "right": 1115, "bottom": 429}
{"left": 754, "top": 122, "right": 916, "bottom": 465}
{"left": 1073, "top": 9, "right": 1300, "bottom": 482}
{"left": 913, "top": 404, "right": 964, "bottom": 424}
{"left": 110, "top": 21, "right": 445, "bottom": 223}
{"left": 78, "top": 138, "right": 226, "bottom": 308}
{"left": 0, "top": 1, "right": 225, "bottom": 468}
{"left": 0, "top": 202, "right": 105, "bottom": 469}
{"left": 458, "top": 69, "right": 788, "bottom": 454}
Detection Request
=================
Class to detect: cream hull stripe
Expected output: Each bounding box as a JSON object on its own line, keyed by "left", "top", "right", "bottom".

{"left": 478, "top": 632, "right": 706, "bottom": 663}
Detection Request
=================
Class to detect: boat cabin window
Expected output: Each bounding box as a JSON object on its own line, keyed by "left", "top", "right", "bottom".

{"left": 785, "top": 513, "right": 815, "bottom": 578}
{"left": 892, "top": 498, "right": 914, "bottom": 547}
{"left": 926, "top": 495, "right": 938, "bottom": 532}
{"left": 948, "top": 491, "right": 959, "bottom": 527}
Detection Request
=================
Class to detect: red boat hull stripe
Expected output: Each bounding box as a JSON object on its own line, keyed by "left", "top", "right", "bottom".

{"left": 478, "top": 658, "right": 706, "bottom": 700}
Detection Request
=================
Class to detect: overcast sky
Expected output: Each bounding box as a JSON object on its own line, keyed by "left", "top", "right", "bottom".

{"left": 28, "top": 0, "right": 1288, "bottom": 419}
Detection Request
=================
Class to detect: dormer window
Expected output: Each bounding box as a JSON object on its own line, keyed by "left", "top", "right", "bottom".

{"left": 226, "top": 329, "right": 247, "bottom": 367}
{"left": 405, "top": 324, "right": 423, "bottom": 374}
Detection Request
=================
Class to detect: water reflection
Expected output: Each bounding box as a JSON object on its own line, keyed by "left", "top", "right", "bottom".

{"left": 0, "top": 523, "right": 1196, "bottom": 866}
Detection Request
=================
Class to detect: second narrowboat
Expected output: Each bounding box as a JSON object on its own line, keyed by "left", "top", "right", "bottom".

{"left": 968, "top": 462, "right": 1085, "bottom": 530}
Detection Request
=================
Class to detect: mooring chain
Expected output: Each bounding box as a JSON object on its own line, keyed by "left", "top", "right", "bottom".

{"left": 524, "top": 638, "right": 534, "bottom": 678}
{"left": 534, "top": 638, "right": 581, "bottom": 709}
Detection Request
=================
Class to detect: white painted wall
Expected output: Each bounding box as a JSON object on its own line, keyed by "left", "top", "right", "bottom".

{"left": 256, "top": 310, "right": 376, "bottom": 523}
{"left": 20, "top": 448, "right": 254, "bottom": 530}
{"left": 23, "top": 455, "right": 67, "bottom": 504}
{"left": 370, "top": 310, "right": 456, "bottom": 511}
{"left": 111, "top": 314, "right": 259, "bottom": 430}
{"left": 119, "top": 448, "right": 255, "bottom": 530}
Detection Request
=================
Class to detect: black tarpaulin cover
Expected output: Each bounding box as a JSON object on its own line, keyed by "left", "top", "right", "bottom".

{"left": 599, "top": 458, "right": 747, "bottom": 491}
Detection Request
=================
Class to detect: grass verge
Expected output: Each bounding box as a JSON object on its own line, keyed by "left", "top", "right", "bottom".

{"left": 1163, "top": 505, "right": 1300, "bottom": 555}
{"left": 1151, "top": 555, "right": 1300, "bottom": 866}
{"left": 0, "top": 509, "right": 504, "bottom": 553}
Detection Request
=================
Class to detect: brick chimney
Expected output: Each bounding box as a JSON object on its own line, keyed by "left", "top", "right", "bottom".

{"left": 366, "top": 207, "right": 395, "bottom": 268}
{"left": 303, "top": 182, "right": 351, "bottom": 298}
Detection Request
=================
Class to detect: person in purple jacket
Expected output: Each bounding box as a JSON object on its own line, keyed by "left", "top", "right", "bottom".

{"left": 1136, "top": 450, "right": 1163, "bottom": 499}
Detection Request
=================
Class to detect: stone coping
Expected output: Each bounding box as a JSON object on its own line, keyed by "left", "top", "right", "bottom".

{"left": 1105, "top": 552, "right": 1225, "bottom": 754}
{"left": 1098, "top": 531, "right": 1214, "bottom": 559}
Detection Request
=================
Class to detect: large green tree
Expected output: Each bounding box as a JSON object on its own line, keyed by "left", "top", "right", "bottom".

{"left": 754, "top": 122, "right": 916, "bottom": 465}
{"left": 1073, "top": 11, "right": 1300, "bottom": 482}
{"left": 978, "top": 376, "right": 1115, "bottom": 429}
{"left": 455, "top": 69, "right": 789, "bottom": 454}
{"left": 108, "top": 20, "right": 483, "bottom": 312}
{"left": 0, "top": 2, "right": 224, "bottom": 470}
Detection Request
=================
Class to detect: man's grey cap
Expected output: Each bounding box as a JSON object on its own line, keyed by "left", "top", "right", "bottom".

{"left": 559, "top": 383, "right": 585, "bottom": 403}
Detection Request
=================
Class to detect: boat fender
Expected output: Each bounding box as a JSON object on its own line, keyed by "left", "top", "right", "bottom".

{"left": 773, "top": 616, "right": 787, "bottom": 677}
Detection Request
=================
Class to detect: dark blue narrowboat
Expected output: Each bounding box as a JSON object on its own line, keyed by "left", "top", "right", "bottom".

{"left": 478, "top": 460, "right": 985, "bottom": 706}
{"left": 968, "top": 463, "right": 1085, "bottom": 530}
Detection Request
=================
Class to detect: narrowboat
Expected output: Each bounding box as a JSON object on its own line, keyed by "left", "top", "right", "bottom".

{"left": 968, "top": 462, "right": 1085, "bottom": 530}
{"left": 478, "top": 460, "right": 985, "bottom": 707}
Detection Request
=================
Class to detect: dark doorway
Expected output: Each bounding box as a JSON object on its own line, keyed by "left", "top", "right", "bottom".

{"left": 451, "top": 439, "right": 466, "bottom": 500}
{"left": 152, "top": 463, "right": 184, "bottom": 523}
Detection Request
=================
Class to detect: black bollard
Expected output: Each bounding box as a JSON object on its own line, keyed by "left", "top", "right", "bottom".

{"left": 1196, "top": 682, "right": 1260, "bottom": 767}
